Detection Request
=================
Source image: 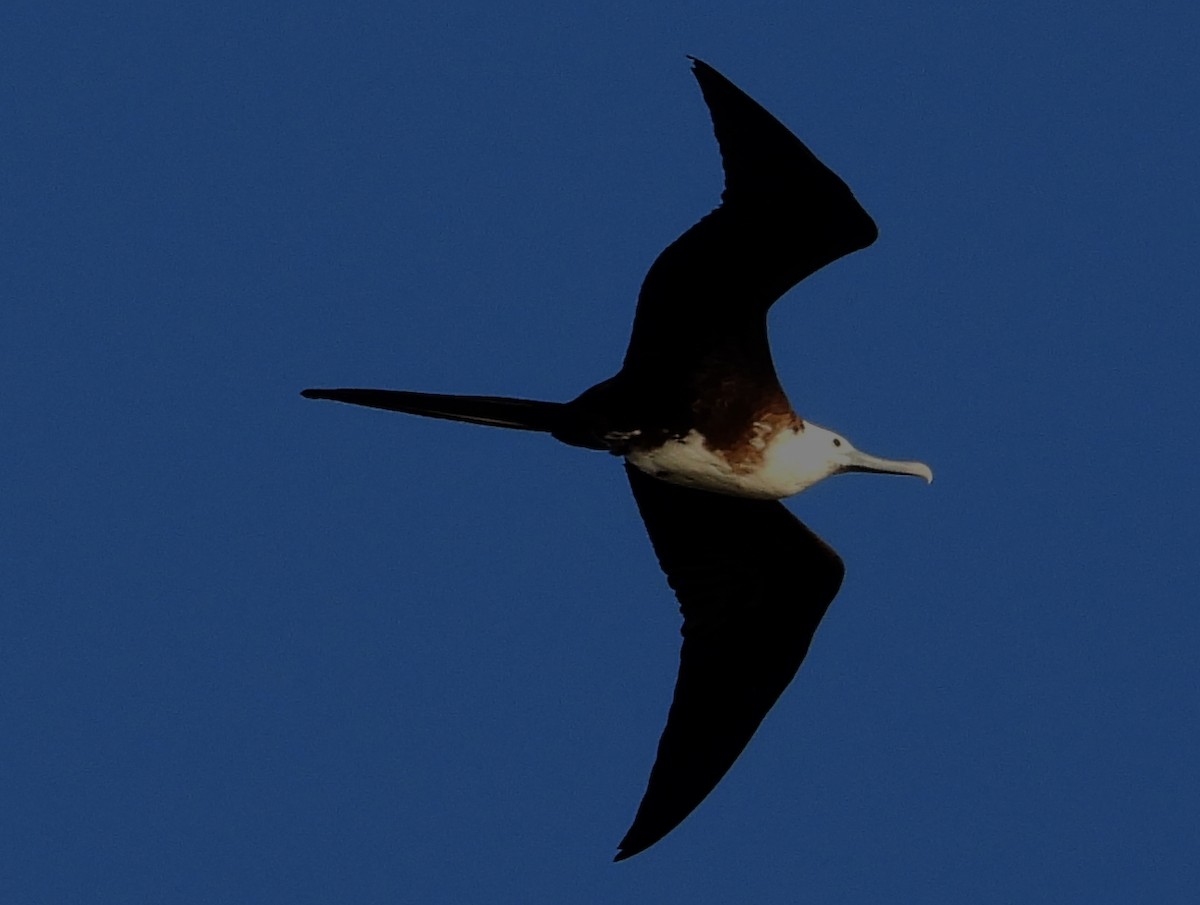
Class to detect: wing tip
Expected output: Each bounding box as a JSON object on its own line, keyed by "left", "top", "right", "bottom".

{"left": 612, "top": 834, "right": 654, "bottom": 862}
{"left": 613, "top": 806, "right": 678, "bottom": 862}
{"left": 686, "top": 55, "right": 717, "bottom": 81}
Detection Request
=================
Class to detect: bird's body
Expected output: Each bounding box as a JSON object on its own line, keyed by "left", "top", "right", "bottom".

{"left": 627, "top": 421, "right": 814, "bottom": 500}
{"left": 627, "top": 420, "right": 928, "bottom": 500}
{"left": 303, "top": 58, "right": 931, "bottom": 861}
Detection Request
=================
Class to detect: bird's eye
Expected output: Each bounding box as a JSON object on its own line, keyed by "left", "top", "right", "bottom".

{"left": 833, "top": 438, "right": 842, "bottom": 447}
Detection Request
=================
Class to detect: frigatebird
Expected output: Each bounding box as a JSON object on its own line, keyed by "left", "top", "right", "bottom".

{"left": 303, "top": 57, "right": 931, "bottom": 861}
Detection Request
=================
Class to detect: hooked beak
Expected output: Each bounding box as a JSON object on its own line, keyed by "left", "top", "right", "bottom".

{"left": 840, "top": 449, "right": 933, "bottom": 483}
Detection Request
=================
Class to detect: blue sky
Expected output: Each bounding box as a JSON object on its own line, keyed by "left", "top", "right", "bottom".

{"left": 5, "top": 1, "right": 1199, "bottom": 902}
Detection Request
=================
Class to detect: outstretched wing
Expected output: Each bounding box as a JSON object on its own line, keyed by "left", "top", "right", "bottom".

{"left": 615, "top": 464, "right": 845, "bottom": 860}
{"left": 621, "top": 58, "right": 877, "bottom": 379}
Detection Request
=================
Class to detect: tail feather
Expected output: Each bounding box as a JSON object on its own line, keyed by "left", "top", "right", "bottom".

{"left": 300, "top": 387, "right": 565, "bottom": 434}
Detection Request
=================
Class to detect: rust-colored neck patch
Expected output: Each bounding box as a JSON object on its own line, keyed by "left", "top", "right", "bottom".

{"left": 706, "top": 406, "right": 803, "bottom": 472}
{"left": 689, "top": 348, "right": 801, "bottom": 472}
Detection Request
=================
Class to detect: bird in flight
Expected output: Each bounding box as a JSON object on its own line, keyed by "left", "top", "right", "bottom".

{"left": 303, "top": 57, "right": 931, "bottom": 861}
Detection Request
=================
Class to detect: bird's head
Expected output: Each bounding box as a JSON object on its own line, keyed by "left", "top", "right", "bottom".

{"left": 786, "top": 421, "right": 933, "bottom": 491}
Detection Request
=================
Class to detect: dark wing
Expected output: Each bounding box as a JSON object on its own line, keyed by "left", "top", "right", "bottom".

{"left": 621, "top": 58, "right": 877, "bottom": 379}
{"left": 615, "top": 464, "right": 845, "bottom": 861}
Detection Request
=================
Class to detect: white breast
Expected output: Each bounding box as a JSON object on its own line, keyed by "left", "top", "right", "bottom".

{"left": 625, "top": 427, "right": 832, "bottom": 500}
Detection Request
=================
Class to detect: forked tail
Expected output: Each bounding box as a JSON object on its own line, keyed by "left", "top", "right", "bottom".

{"left": 300, "top": 387, "right": 566, "bottom": 434}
